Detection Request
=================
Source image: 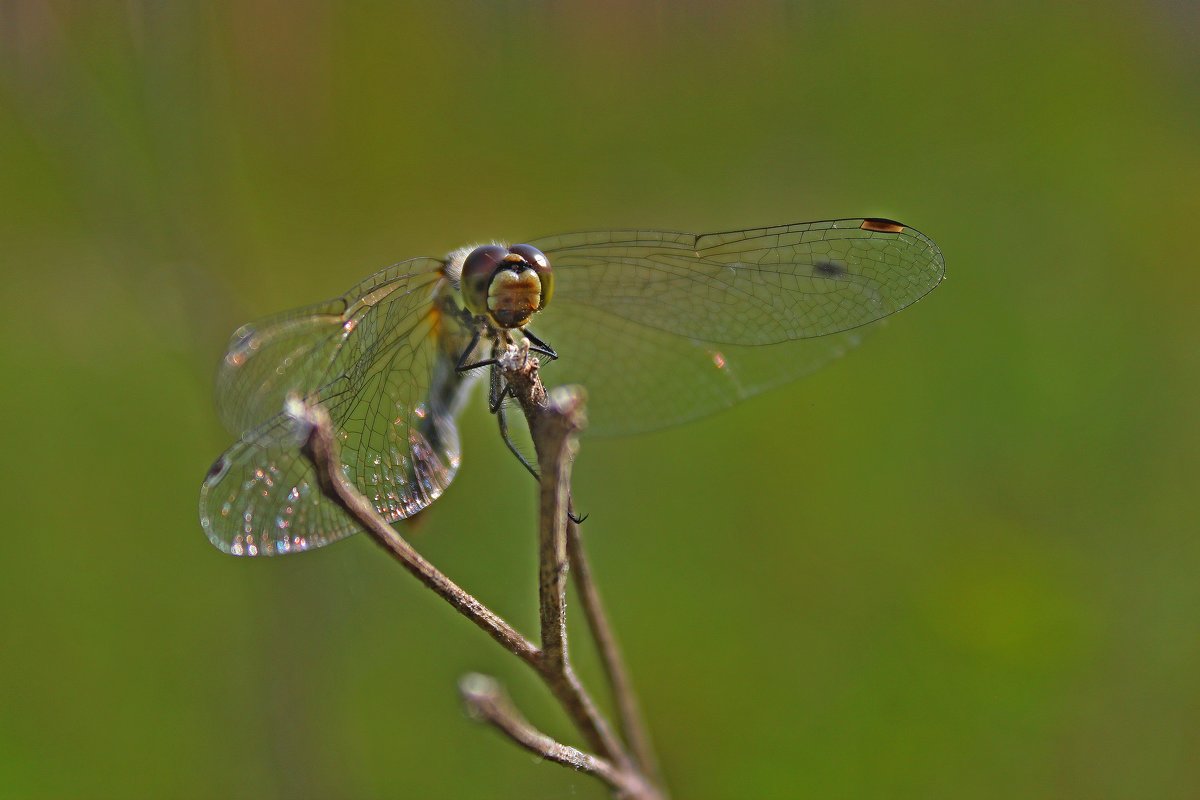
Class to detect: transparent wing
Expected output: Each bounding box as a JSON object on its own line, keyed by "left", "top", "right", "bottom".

{"left": 216, "top": 258, "right": 441, "bottom": 435}
{"left": 200, "top": 412, "right": 360, "bottom": 555}
{"left": 535, "top": 304, "right": 877, "bottom": 436}
{"left": 529, "top": 218, "right": 943, "bottom": 435}
{"left": 200, "top": 258, "right": 478, "bottom": 556}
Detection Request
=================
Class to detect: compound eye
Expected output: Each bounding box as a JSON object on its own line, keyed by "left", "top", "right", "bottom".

{"left": 461, "top": 244, "right": 507, "bottom": 317}
{"left": 509, "top": 244, "right": 553, "bottom": 309}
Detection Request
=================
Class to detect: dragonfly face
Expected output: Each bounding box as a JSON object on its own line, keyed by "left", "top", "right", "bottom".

{"left": 459, "top": 243, "right": 554, "bottom": 329}
{"left": 200, "top": 217, "right": 945, "bottom": 556}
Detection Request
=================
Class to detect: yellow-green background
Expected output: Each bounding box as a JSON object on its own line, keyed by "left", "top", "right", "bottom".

{"left": 2, "top": 2, "right": 1196, "bottom": 798}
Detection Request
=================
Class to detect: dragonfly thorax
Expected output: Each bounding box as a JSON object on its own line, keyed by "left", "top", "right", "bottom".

{"left": 460, "top": 243, "right": 554, "bottom": 329}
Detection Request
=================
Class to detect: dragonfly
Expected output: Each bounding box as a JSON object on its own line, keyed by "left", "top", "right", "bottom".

{"left": 200, "top": 217, "right": 944, "bottom": 556}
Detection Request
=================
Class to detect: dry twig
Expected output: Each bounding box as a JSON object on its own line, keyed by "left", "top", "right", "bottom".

{"left": 290, "top": 345, "right": 664, "bottom": 800}
{"left": 567, "top": 521, "right": 662, "bottom": 783}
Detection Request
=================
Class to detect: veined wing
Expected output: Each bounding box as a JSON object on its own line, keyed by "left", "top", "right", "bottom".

{"left": 216, "top": 258, "right": 443, "bottom": 435}
{"left": 529, "top": 218, "right": 944, "bottom": 435}
{"left": 200, "top": 258, "right": 478, "bottom": 556}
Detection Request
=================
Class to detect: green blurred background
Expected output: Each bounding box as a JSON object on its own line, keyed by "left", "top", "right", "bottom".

{"left": 2, "top": 2, "right": 1197, "bottom": 798}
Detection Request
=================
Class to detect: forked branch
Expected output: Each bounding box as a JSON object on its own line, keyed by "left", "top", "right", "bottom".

{"left": 290, "top": 345, "right": 664, "bottom": 800}
{"left": 459, "top": 674, "right": 644, "bottom": 798}
{"left": 294, "top": 396, "right": 539, "bottom": 668}
{"left": 567, "top": 520, "right": 662, "bottom": 783}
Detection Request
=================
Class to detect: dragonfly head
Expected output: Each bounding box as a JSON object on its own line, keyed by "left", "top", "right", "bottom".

{"left": 461, "top": 243, "right": 554, "bottom": 329}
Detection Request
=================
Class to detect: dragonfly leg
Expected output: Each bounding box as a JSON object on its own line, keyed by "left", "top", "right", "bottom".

{"left": 455, "top": 326, "right": 482, "bottom": 371}
{"left": 457, "top": 327, "right": 502, "bottom": 373}
{"left": 488, "top": 363, "right": 507, "bottom": 414}
{"left": 489, "top": 353, "right": 587, "bottom": 523}
{"left": 453, "top": 338, "right": 501, "bottom": 376}
{"left": 460, "top": 357, "right": 500, "bottom": 372}
{"left": 522, "top": 327, "right": 558, "bottom": 361}
{"left": 496, "top": 392, "right": 539, "bottom": 480}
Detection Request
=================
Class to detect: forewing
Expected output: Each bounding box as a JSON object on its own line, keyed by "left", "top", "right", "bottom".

{"left": 530, "top": 218, "right": 943, "bottom": 435}
{"left": 202, "top": 258, "right": 476, "bottom": 555}
{"left": 217, "top": 258, "right": 449, "bottom": 435}
{"left": 532, "top": 218, "right": 943, "bottom": 345}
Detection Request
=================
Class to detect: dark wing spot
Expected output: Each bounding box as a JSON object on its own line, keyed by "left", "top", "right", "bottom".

{"left": 813, "top": 260, "right": 848, "bottom": 278}
{"left": 205, "top": 455, "right": 228, "bottom": 482}
{"left": 860, "top": 218, "right": 905, "bottom": 233}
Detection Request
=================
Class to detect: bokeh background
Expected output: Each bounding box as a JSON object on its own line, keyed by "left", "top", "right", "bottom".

{"left": 2, "top": 2, "right": 1197, "bottom": 798}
